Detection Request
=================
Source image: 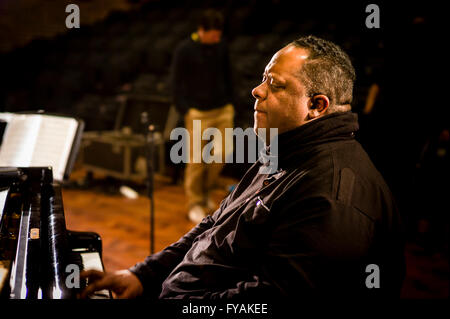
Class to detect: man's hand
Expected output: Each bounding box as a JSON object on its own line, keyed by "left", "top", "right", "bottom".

{"left": 79, "top": 269, "right": 144, "bottom": 299}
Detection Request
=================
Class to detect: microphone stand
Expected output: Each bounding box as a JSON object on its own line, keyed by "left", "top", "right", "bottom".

{"left": 141, "top": 112, "right": 155, "bottom": 255}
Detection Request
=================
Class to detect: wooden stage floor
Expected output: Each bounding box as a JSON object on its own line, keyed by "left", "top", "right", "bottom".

{"left": 62, "top": 169, "right": 235, "bottom": 272}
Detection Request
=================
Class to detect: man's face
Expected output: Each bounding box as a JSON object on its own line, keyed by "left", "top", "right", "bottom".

{"left": 198, "top": 28, "right": 222, "bottom": 44}
{"left": 252, "top": 46, "right": 310, "bottom": 139}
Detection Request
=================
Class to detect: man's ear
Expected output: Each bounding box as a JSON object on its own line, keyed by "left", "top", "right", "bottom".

{"left": 308, "top": 94, "right": 330, "bottom": 119}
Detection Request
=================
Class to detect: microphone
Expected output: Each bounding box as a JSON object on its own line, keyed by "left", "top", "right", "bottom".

{"left": 140, "top": 111, "right": 155, "bottom": 255}
{"left": 140, "top": 111, "right": 149, "bottom": 134}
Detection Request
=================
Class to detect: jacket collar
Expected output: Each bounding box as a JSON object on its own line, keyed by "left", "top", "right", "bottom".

{"left": 271, "top": 111, "right": 359, "bottom": 169}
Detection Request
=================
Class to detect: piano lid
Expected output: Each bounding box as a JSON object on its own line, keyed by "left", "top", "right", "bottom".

{"left": 0, "top": 167, "right": 25, "bottom": 188}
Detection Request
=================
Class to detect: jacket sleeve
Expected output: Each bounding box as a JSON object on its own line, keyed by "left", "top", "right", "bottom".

{"left": 154, "top": 196, "right": 335, "bottom": 300}
{"left": 129, "top": 215, "right": 215, "bottom": 299}
{"left": 129, "top": 195, "right": 233, "bottom": 299}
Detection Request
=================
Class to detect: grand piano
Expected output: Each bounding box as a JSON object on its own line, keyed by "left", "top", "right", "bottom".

{"left": 0, "top": 167, "right": 110, "bottom": 299}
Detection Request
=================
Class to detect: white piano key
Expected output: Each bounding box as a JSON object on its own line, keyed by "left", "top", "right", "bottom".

{"left": 80, "top": 252, "right": 110, "bottom": 299}
{"left": 80, "top": 252, "right": 104, "bottom": 272}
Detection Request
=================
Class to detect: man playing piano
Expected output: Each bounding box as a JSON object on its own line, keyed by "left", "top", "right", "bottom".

{"left": 80, "top": 35, "right": 405, "bottom": 299}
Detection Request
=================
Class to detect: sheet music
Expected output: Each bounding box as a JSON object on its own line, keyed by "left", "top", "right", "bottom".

{"left": 0, "top": 115, "right": 41, "bottom": 167}
{"left": 30, "top": 115, "right": 78, "bottom": 181}
{"left": 0, "top": 113, "right": 79, "bottom": 181}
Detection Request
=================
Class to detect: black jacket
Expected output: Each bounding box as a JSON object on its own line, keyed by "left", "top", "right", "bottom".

{"left": 170, "top": 36, "right": 233, "bottom": 114}
{"left": 130, "top": 111, "right": 405, "bottom": 299}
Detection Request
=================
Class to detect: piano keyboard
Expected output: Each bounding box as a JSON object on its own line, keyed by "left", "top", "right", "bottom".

{"left": 79, "top": 251, "right": 111, "bottom": 299}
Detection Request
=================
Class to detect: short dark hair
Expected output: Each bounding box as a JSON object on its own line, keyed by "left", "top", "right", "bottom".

{"left": 290, "top": 35, "right": 356, "bottom": 112}
{"left": 197, "top": 9, "right": 224, "bottom": 31}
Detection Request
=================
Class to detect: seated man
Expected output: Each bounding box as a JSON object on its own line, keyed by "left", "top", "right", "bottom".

{"left": 80, "top": 35, "right": 405, "bottom": 299}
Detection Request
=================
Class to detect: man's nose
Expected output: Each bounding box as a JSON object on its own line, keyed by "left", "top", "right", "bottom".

{"left": 252, "top": 83, "right": 266, "bottom": 100}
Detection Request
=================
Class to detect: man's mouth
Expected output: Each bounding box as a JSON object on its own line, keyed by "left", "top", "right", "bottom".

{"left": 254, "top": 107, "right": 267, "bottom": 113}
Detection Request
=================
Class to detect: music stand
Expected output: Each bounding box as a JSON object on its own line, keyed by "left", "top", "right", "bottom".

{"left": 141, "top": 112, "right": 156, "bottom": 255}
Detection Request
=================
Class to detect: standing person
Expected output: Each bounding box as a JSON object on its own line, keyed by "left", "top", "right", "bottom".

{"left": 81, "top": 35, "right": 405, "bottom": 299}
{"left": 171, "top": 9, "right": 234, "bottom": 223}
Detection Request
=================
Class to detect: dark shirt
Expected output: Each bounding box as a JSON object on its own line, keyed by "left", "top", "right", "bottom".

{"left": 170, "top": 36, "right": 233, "bottom": 114}
{"left": 130, "top": 112, "right": 405, "bottom": 299}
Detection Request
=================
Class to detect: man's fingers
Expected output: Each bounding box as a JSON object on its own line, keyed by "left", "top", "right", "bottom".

{"left": 80, "top": 269, "right": 104, "bottom": 281}
{"left": 116, "top": 287, "right": 135, "bottom": 299}
{"left": 79, "top": 269, "right": 142, "bottom": 299}
{"left": 79, "top": 275, "right": 113, "bottom": 299}
{"left": 79, "top": 278, "right": 107, "bottom": 299}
